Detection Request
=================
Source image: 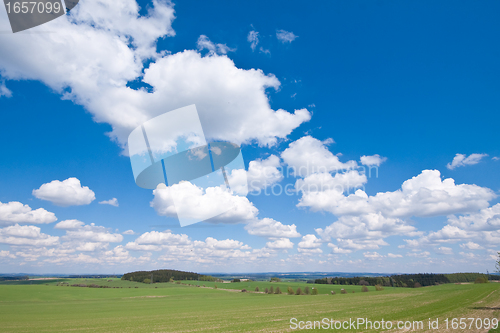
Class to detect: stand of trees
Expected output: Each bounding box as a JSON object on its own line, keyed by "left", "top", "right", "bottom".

{"left": 0, "top": 275, "right": 29, "bottom": 281}
{"left": 314, "top": 273, "right": 500, "bottom": 288}
{"left": 121, "top": 269, "right": 218, "bottom": 283}
{"left": 315, "top": 276, "right": 391, "bottom": 286}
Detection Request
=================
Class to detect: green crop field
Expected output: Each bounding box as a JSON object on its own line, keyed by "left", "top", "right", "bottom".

{"left": 0, "top": 279, "right": 499, "bottom": 332}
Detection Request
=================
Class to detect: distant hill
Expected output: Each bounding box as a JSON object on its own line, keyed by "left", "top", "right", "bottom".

{"left": 122, "top": 269, "right": 219, "bottom": 283}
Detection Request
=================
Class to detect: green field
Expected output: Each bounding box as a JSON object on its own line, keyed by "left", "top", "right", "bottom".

{"left": 0, "top": 279, "right": 499, "bottom": 332}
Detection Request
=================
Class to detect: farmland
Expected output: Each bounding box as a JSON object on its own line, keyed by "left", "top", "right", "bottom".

{"left": 0, "top": 278, "right": 499, "bottom": 332}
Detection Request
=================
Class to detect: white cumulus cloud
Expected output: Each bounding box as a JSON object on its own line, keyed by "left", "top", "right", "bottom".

{"left": 0, "top": 201, "right": 57, "bottom": 226}
{"left": 276, "top": 30, "right": 298, "bottom": 43}
{"left": 33, "top": 178, "right": 95, "bottom": 207}
{"left": 447, "top": 153, "right": 488, "bottom": 170}
{"left": 360, "top": 154, "right": 387, "bottom": 167}
{"left": 99, "top": 198, "right": 119, "bottom": 207}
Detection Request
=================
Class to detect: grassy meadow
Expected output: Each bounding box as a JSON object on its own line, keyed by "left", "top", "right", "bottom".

{"left": 0, "top": 278, "right": 499, "bottom": 332}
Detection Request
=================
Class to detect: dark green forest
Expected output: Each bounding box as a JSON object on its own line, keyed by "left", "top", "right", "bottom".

{"left": 121, "top": 269, "right": 218, "bottom": 283}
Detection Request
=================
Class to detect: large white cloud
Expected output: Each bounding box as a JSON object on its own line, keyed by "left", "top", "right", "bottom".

{"left": 0, "top": 0, "right": 310, "bottom": 151}
{"left": 33, "top": 178, "right": 95, "bottom": 207}
{"left": 402, "top": 204, "right": 500, "bottom": 250}
{"left": 150, "top": 182, "right": 258, "bottom": 223}
{"left": 0, "top": 201, "right": 57, "bottom": 225}
{"left": 298, "top": 170, "right": 496, "bottom": 218}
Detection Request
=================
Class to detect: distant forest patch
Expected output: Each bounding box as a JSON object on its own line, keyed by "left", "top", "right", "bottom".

{"left": 122, "top": 269, "right": 220, "bottom": 283}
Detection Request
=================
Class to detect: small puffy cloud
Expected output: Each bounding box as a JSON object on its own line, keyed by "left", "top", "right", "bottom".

{"left": 247, "top": 30, "right": 259, "bottom": 50}
{"left": 295, "top": 170, "right": 367, "bottom": 194}
{"left": 197, "top": 35, "right": 235, "bottom": 55}
{"left": 0, "top": 250, "right": 16, "bottom": 258}
{"left": 244, "top": 218, "right": 301, "bottom": 238}
{"left": 0, "top": 82, "right": 12, "bottom": 98}
{"left": 298, "top": 234, "right": 322, "bottom": 249}
{"left": 199, "top": 237, "right": 246, "bottom": 250}
{"left": 281, "top": 136, "right": 357, "bottom": 177}
{"left": 133, "top": 230, "right": 190, "bottom": 246}
{"left": 0, "top": 224, "right": 59, "bottom": 247}
{"left": 60, "top": 221, "right": 123, "bottom": 243}
{"left": 54, "top": 219, "right": 85, "bottom": 230}
{"left": 76, "top": 242, "right": 108, "bottom": 252}
{"left": 276, "top": 30, "right": 298, "bottom": 43}
{"left": 259, "top": 47, "right": 270, "bottom": 55}
{"left": 493, "top": 157, "right": 499, "bottom": 161}
{"left": 99, "top": 198, "right": 119, "bottom": 207}
{"left": 122, "top": 230, "right": 135, "bottom": 235}
{"left": 460, "top": 242, "right": 484, "bottom": 250}
{"left": 363, "top": 251, "right": 384, "bottom": 259}
{"left": 459, "top": 252, "right": 476, "bottom": 259}
{"left": 387, "top": 253, "right": 402, "bottom": 258}
{"left": 327, "top": 243, "right": 352, "bottom": 254}
{"left": 435, "top": 246, "right": 453, "bottom": 255}
{"left": 360, "top": 154, "right": 387, "bottom": 167}
{"left": 447, "top": 153, "right": 488, "bottom": 170}
{"left": 266, "top": 238, "right": 294, "bottom": 249}
{"left": 407, "top": 251, "right": 430, "bottom": 257}
{"left": 33, "top": 178, "right": 95, "bottom": 207}
{"left": 0, "top": 201, "right": 57, "bottom": 226}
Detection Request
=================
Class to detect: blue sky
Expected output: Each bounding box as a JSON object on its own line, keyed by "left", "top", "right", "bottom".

{"left": 0, "top": 0, "right": 499, "bottom": 274}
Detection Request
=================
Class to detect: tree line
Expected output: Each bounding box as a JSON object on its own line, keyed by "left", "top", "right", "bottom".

{"left": 314, "top": 273, "right": 500, "bottom": 288}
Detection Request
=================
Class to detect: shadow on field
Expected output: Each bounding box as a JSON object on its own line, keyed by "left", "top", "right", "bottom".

{"left": 470, "top": 306, "right": 500, "bottom": 310}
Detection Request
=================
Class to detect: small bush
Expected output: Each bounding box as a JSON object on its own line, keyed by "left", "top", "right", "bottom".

{"left": 241, "top": 289, "right": 247, "bottom": 292}
{"left": 255, "top": 286, "right": 260, "bottom": 292}
{"left": 361, "top": 286, "right": 369, "bottom": 292}
{"left": 304, "top": 286, "right": 310, "bottom": 295}
{"left": 375, "top": 285, "right": 384, "bottom": 291}
{"left": 331, "top": 291, "right": 336, "bottom": 295}
{"left": 352, "top": 290, "right": 355, "bottom": 293}
{"left": 287, "top": 287, "right": 294, "bottom": 295}
{"left": 143, "top": 278, "right": 150, "bottom": 284}
{"left": 134, "top": 286, "right": 138, "bottom": 288}
{"left": 275, "top": 287, "right": 281, "bottom": 294}
{"left": 265, "top": 287, "right": 269, "bottom": 293}
{"left": 296, "top": 287, "right": 302, "bottom": 295}
{"left": 358, "top": 280, "right": 369, "bottom": 286}
{"left": 176, "top": 281, "right": 181, "bottom": 284}
{"left": 269, "top": 286, "right": 274, "bottom": 294}
{"left": 311, "top": 287, "right": 318, "bottom": 295}
{"left": 202, "top": 285, "right": 205, "bottom": 287}
{"left": 232, "top": 278, "right": 240, "bottom": 283}
{"left": 214, "top": 284, "right": 217, "bottom": 289}
{"left": 474, "top": 276, "right": 489, "bottom": 284}
{"left": 340, "top": 288, "right": 347, "bottom": 294}
{"left": 413, "top": 282, "right": 422, "bottom": 288}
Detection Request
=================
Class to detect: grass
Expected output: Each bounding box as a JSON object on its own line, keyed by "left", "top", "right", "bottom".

{"left": 0, "top": 279, "right": 498, "bottom": 332}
